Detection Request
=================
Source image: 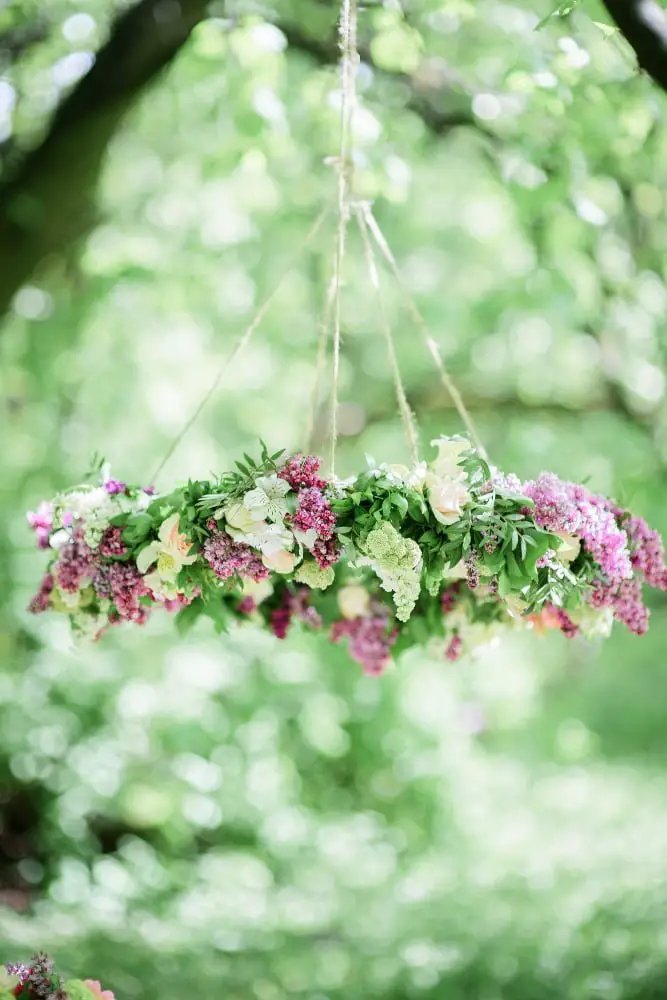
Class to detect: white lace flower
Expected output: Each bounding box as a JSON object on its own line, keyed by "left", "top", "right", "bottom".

{"left": 243, "top": 474, "right": 291, "bottom": 522}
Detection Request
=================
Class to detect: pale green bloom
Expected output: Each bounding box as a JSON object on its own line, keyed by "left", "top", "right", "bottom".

{"left": 361, "top": 521, "right": 422, "bottom": 621}
{"left": 295, "top": 560, "right": 335, "bottom": 589}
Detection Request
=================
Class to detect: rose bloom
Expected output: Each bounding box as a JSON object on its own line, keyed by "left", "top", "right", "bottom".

{"left": 262, "top": 549, "right": 300, "bottom": 574}
{"left": 426, "top": 474, "right": 470, "bottom": 526}
{"left": 429, "top": 436, "right": 470, "bottom": 480}
{"left": 338, "top": 584, "right": 371, "bottom": 620}
{"left": 224, "top": 502, "right": 258, "bottom": 534}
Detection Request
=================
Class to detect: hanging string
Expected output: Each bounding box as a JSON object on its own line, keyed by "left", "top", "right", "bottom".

{"left": 361, "top": 202, "right": 488, "bottom": 460}
{"left": 305, "top": 255, "right": 337, "bottom": 454}
{"left": 150, "top": 201, "right": 332, "bottom": 483}
{"left": 329, "top": 0, "right": 358, "bottom": 476}
{"left": 355, "top": 204, "right": 420, "bottom": 466}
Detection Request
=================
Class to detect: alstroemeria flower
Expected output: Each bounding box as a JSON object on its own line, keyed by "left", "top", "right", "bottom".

{"left": 293, "top": 527, "right": 318, "bottom": 549}
{"left": 263, "top": 548, "right": 301, "bottom": 574}
{"left": 243, "top": 474, "right": 291, "bottom": 522}
{"left": 426, "top": 473, "right": 470, "bottom": 526}
{"left": 230, "top": 521, "right": 294, "bottom": 557}
{"left": 136, "top": 513, "right": 197, "bottom": 583}
{"left": 338, "top": 584, "right": 371, "bottom": 620}
{"left": 429, "top": 436, "right": 470, "bottom": 480}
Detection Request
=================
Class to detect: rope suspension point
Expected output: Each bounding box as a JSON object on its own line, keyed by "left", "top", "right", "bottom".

{"left": 355, "top": 204, "right": 420, "bottom": 467}
{"left": 328, "top": 0, "right": 359, "bottom": 477}
{"left": 361, "top": 202, "right": 488, "bottom": 462}
{"left": 150, "top": 201, "right": 333, "bottom": 483}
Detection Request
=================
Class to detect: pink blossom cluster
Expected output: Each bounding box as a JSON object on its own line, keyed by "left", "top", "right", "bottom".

{"left": 202, "top": 527, "right": 269, "bottom": 583}
{"left": 54, "top": 529, "right": 95, "bottom": 592}
{"left": 90, "top": 561, "right": 150, "bottom": 622}
{"left": 278, "top": 454, "right": 327, "bottom": 490}
{"left": 523, "top": 473, "right": 632, "bottom": 588}
{"left": 98, "top": 526, "right": 127, "bottom": 557}
{"left": 331, "top": 607, "right": 397, "bottom": 675}
{"left": 624, "top": 514, "right": 667, "bottom": 590}
{"left": 544, "top": 603, "right": 579, "bottom": 639}
{"left": 270, "top": 587, "right": 322, "bottom": 639}
{"left": 441, "top": 583, "right": 460, "bottom": 614}
{"left": 445, "top": 634, "right": 462, "bottom": 661}
{"left": 29, "top": 573, "right": 54, "bottom": 614}
{"left": 27, "top": 501, "right": 53, "bottom": 549}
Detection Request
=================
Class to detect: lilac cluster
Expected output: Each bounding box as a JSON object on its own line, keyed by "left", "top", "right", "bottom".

{"left": 54, "top": 530, "right": 95, "bottom": 592}
{"left": 331, "top": 608, "right": 397, "bottom": 675}
{"left": 29, "top": 573, "right": 54, "bottom": 614}
{"left": 291, "top": 487, "right": 337, "bottom": 540}
{"left": 270, "top": 587, "right": 322, "bottom": 639}
{"left": 98, "top": 526, "right": 127, "bottom": 557}
{"left": 91, "top": 561, "right": 150, "bottom": 622}
{"left": 591, "top": 576, "right": 649, "bottom": 636}
{"left": 545, "top": 603, "right": 579, "bottom": 639}
{"left": 104, "top": 479, "right": 127, "bottom": 495}
{"left": 202, "top": 528, "right": 268, "bottom": 583}
{"left": 523, "top": 473, "right": 632, "bottom": 588}
{"left": 441, "top": 583, "right": 460, "bottom": 614}
{"left": 283, "top": 474, "right": 341, "bottom": 569}
{"left": 278, "top": 454, "right": 326, "bottom": 490}
{"left": 625, "top": 515, "right": 667, "bottom": 590}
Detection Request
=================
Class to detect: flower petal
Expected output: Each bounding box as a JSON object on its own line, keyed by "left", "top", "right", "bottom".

{"left": 158, "top": 512, "right": 180, "bottom": 544}
{"left": 243, "top": 488, "right": 269, "bottom": 510}
{"left": 136, "top": 541, "right": 162, "bottom": 573}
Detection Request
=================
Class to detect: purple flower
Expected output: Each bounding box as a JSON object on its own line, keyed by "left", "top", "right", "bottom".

{"left": 99, "top": 526, "right": 127, "bottom": 557}
{"left": 291, "top": 487, "right": 336, "bottom": 540}
{"left": 331, "top": 606, "right": 397, "bottom": 675}
{"left": 92, "top": 561, "right": 150, "bottom": 622}
{"left": 202, "top": 530, "right": 268, "bottom": 583}
{"left": 104, "top": 479, "right": 126, "bottom": 495}
{"left": 28, "top": 573, "right": 54, "bottom": 614}
{"left": 445, "top": 634, "right": 462, "bottom": 661}
{"left": 624, "top": 515, "right": 667, "bottom": 591}
{"left": 54, "top": 530, "right": 95, "bottom": 592}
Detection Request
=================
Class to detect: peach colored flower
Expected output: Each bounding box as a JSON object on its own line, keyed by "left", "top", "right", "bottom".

{"left": 84, "top": 981, "right": 115, "bottom": 1000}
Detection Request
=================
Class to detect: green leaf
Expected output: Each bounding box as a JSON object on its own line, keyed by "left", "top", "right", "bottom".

{"left": 535, "top": 0, "right": 580, "bottom": 30}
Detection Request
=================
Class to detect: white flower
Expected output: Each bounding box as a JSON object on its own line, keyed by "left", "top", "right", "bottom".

{"left": 429, "top": 436, "right": 470, "bottom": 480}
{"left": 425, "top": 473, "right": 470, "bottom": 526}
{"left": 243, "top": 474, "right": 291, "bottom": 522}
{"left": 556, "top": 532, "right": 581, "bottom": 563}
{"left": 136, "top": 513, "right": 197, "bottom": 586}
{"left": 263, "top": 549, "right": 301, "bottom": 574}
{"left": 382, "top": 462, "right": 428, "bottom": 490}
{"left": 338, "top": 584, "right": 371, "bottom": 620}
{"left": 293, "top": 527, "right": 318, "bottom": 549}
{"left": 232, "top": 521, "right": 294, "bottom": 556}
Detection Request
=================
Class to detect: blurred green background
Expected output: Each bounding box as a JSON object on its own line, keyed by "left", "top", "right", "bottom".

{"left": 2, "top": 0, "right": 667, "bottom": 997}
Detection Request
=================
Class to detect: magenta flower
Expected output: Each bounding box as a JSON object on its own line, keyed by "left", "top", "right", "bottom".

{"left": 445, "top": 634, "right": 462, "bottom": 661}
{"left": 54, "top": 530, "right": 95, "bottom": 592}
{"left": 27, "top": 501, "right": 53, "bottom": 549}
{"left": 278, "top": 454, "right": 327, "bottom": 490}
{"left": 104, "top": 479, "right": 126, "bottom": 495}
{"left": 291, "top": 487, "right": 336, "bottom": 540}
{"left": 331, "top": 608, "right": 397, "bottom": 675}
{"left": 28, "top": 573, "right": 54, "bottom": 613}
{"left": 99, "top": 526, "right": 127, "bottom": 557}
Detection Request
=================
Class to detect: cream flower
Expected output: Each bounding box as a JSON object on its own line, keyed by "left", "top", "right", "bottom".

{"left": 136, "top": 513, "right": 197, "bottom": 585}
{"left": 338, "top": 584, "right": 371, "bottom": 620}
{"left": 243, "top": 474, "right": 291, "bottom": 522}
{"left": 384, "top": 462, "right": 428, "bottom": 490}
{"left": 293, "top": 527, "right": 318, "bottom": 549}
{"left": 556, "top": 532, "right": 581, "bottom": 563}
{"left": 242, "top": 577, "right": 274, "bottom": 604}
{"left": 223, "top": 502, "right": 258, "bottom": 534}
{"left": 426, "top": 473, "right": 470, "bottom": 526}
{"left": 429, "top": 436, "right": 470, "bottom": 480}
{"left": 262, "top": 548, "right": 301, "bottom": 574}
{"left": 443, "top": 559, "right": 468, "bottom": 581}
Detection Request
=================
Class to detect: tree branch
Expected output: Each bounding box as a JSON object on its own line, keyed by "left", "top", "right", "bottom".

{"left": 599, "top": 0, "right": 667, "bottom": 93}
{"left": 0, "top": 0, "right": 212, "bottom": 326}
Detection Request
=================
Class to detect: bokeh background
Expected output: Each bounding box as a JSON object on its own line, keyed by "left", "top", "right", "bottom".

{"left": 2, "top": 0, "right": 667, "bottom": 997}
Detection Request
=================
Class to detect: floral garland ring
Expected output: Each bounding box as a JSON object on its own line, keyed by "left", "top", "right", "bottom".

{"left": 27, "top": 436, "right": 667, "bottom": 673}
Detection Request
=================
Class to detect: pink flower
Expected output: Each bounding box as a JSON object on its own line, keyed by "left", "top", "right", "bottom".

{"left": 84, "top": 980, "right": 115, "bottom": 1000}
{"left": 278, "top": 454, "right": 327, "bottom": 490}
{"left": 27, "top": 501, "right": 53, "bottom": 549}
{"left": 290, "top": 487, "right": 336, "bottom": 540}
{"left": 99, "top": 526, "right": 127, "bottom": 557}
{"left": 331, "top": 607, "right": 397, "bottom": 674}
{"left": 203, "top": 530, "right": 269, "bottom": 583}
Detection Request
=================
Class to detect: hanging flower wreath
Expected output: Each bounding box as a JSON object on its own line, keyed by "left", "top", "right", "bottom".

{"left": 27, "top": 436, "right": 667, "bottom": 673}
{"left": 1, "top": 955, "right": 112, "bottom": 1000}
